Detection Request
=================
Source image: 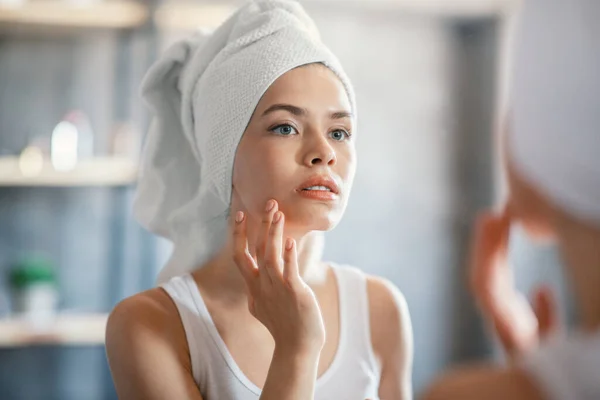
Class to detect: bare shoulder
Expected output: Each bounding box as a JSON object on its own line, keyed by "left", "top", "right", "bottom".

{"left": 421, "top": 364, "right": 545, "bottom": 400}
{"left": 107, "top": 287, "right": 187, "bottom": 348}
{"left": 365, "top": 275, "right": 413, "bottom": 363}
{"left": 106, "top": 288, "right": 199, "bottom": 399}
{"left": 365, "top": 275, "right": 410, "bottom": 325}
{"left": 106, "top": 287, "right": 190, "bottom": 365}
{"left": 366, "top": 275, "right": 412, "bottom": 344}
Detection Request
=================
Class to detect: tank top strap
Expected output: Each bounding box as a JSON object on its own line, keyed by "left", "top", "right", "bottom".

{"left": 160, "top": 274, "right": 212, "bottom": 385}
{"left": 330, "top": 264, "right": 379, "bottom": 373}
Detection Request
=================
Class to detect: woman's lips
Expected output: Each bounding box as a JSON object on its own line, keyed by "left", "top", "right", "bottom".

{"left": 296, "top": 188, "right": 338, "bottom": 201}
{"left": 295, "top": 175, "right": 341, "bottom": 201}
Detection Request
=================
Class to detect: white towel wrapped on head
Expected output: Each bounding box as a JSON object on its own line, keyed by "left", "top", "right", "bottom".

{"left": 134, "top": 0, "right": 356, "bottom": 284}
{"left": 509, "top": 0, "right": 600, "bottom": 228}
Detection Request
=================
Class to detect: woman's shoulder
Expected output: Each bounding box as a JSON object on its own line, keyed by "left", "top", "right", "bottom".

{"left": 364, "top": 274, "right": 410, "bottom": 323}
{"left": 105, "top": 287, "right": 191, "bottom": 372}
{"left": 107, "top": 287, "right": 180, "bottom": 334}
{"left": 105, "top": 288, "right": 205, "bottom": 398}
{"left": 330, "top": 264, "right": 410, "bottom": 327}
{"left": 363, "top": 273, "right": 412, "bottom": 353}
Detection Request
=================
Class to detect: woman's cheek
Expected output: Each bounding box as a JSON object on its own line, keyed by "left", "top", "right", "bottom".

{"left": 337, "top": 145, "right": 357, "bottom": 182}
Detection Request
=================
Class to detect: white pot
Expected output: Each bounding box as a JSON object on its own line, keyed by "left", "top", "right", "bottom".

{"left": 12, "top": 283, "right": 59, "bottom": 330}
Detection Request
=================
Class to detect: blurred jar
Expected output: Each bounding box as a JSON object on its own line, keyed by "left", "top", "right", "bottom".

{"left": 9, "top": 258, "right": 58, "bottom": 330}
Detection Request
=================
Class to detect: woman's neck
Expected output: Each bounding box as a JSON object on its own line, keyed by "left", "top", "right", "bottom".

{"left": 198, "top": 221, "right": 327, "bottom": 302}
{"left": 557, "top": 215, "right": 600, "bottom": 332}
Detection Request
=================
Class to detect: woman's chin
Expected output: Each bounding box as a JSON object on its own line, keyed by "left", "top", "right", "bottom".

{"left": 284, "top": 213, "right": 339, "bottom": 233}
{"left": 278, "top": 199, "right": 344, "bottom": 232}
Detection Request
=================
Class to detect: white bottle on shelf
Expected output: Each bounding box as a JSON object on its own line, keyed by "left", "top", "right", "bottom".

{"left": 50, "top": 110, "right": 94, "bottom": 171}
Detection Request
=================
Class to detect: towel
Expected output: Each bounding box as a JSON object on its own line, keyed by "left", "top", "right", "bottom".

{"left": 509, "top": 0, "right": 600, "bottom": 227}
{"left": 133, "top": 0, "right": 355, "bottom": 284}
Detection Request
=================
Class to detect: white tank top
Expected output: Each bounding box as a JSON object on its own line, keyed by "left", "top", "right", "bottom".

{"left": 161, "top": 265, "right": 381, "bottom": 400}
{"left": 519, "top": 331, "right": 600, "bottom": 400}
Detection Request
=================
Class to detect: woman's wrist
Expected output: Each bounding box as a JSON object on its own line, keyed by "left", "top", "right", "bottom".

{"left": 260, "top": 345, "right": 321, "bottom": 400}
{"left": 273, "top": 342, "right": 322, "bottom": 366}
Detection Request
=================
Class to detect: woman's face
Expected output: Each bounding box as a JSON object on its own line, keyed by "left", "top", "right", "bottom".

{"left": 232, "top": 64, "right": 356, "bottom": 234}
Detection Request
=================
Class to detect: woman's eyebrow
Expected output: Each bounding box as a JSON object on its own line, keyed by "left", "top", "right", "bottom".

{"left": 261, "top": 104, "right": 353, "bottom": 120}
{"left": 262, "top": 104, "right": 306, "bottom": 117}
{"left": 330, "top": 111, "right": 353, "bottom": 120}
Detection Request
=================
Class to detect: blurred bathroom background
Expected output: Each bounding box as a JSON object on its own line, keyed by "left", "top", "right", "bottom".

{"left": 0, "top": 0, "right": 572, "bottom": 399}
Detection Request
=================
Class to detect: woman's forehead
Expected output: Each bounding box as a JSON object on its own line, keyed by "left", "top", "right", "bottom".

{"left": 256, "top": 64, "right": 352, "bottom": 115}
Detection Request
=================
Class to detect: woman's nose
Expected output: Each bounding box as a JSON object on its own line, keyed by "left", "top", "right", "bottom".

{"left": 303, "top": 133, "right": 337, "bottom": 167}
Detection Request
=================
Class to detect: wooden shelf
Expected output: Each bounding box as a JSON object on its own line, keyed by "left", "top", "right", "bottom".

{"left": 0, "top": 1, "right": 149, "bottom": 29}
{"left": 0, "top": 313, "right": 108, "bottom": 347}
{"left": 0, "top": 156, "right": 138, "bottom": 187}
{"left": 155, "top": 3, "right": 236, "bottom": 31}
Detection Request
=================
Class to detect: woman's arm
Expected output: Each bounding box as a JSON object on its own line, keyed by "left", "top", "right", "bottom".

{"left": 261, "top": 347, "right": 321, "bottom": 400}
{"left": 368, "top": 277, "right": 414, "bottom": 400}
{"left": 105, "top": 289, "right": 204, "bottom": 400}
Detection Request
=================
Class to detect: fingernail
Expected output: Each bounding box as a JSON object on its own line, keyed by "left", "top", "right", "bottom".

{"left": 266, "top": 200, "right": 275, "bottom": 212}
{"left": 285, "top": 238, "right": 294, "bottom": 250}
{"left": 273, "top": 212, "right": 282, "bottom": 223}
{"left": 235, "top": 211, "right": 244, "bottom": 223}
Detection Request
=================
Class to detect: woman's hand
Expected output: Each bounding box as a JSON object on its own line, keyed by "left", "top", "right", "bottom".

{"left": 232, "top": 199, "right": 326, "bottom": 357}
{"left": 469, "top": 206, "right": 558, "bottom": 358}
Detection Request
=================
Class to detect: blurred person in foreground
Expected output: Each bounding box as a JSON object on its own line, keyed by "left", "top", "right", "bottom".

{"left": 424, "top": 0, "right": 600, "bottom": 399}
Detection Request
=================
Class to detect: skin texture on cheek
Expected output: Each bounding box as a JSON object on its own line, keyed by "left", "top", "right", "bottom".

{"left": 232, "top": 139, "right": 292, "bottom": 221}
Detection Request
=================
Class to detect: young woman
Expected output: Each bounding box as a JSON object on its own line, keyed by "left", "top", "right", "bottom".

{"left": 105, "top": 1, "right": 412, "bottom": 399}
{"left": 424, "top": 0, "right": 600, "bottom": 398}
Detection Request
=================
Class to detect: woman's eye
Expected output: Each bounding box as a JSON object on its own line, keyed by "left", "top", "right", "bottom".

{"left": 271, "top": 124, "right": 298, "bottom": 136}
{"left": 330, "top": 129, "right": 350, "bottom": 141}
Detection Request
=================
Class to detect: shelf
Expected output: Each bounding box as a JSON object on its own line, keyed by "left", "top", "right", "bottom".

{"left": 0, "top": 313, "right": 108, "bottom": 347}
{"left": 0, "top": 156, "right": 138, "bottom": 187}
{"left": 308, "top": 0, "right": 519, "bottom": 18}
{"left": 380, "top": 0, "right": 519, "bottom": 17}
{"left": 154, "top": 0, "right": 517, "bottom": 31}
{"left": 154, "top": 3, "right": 236, "bottom": 31}
{"left": 0, "top": 1, "right": 149, "bottom": 29}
